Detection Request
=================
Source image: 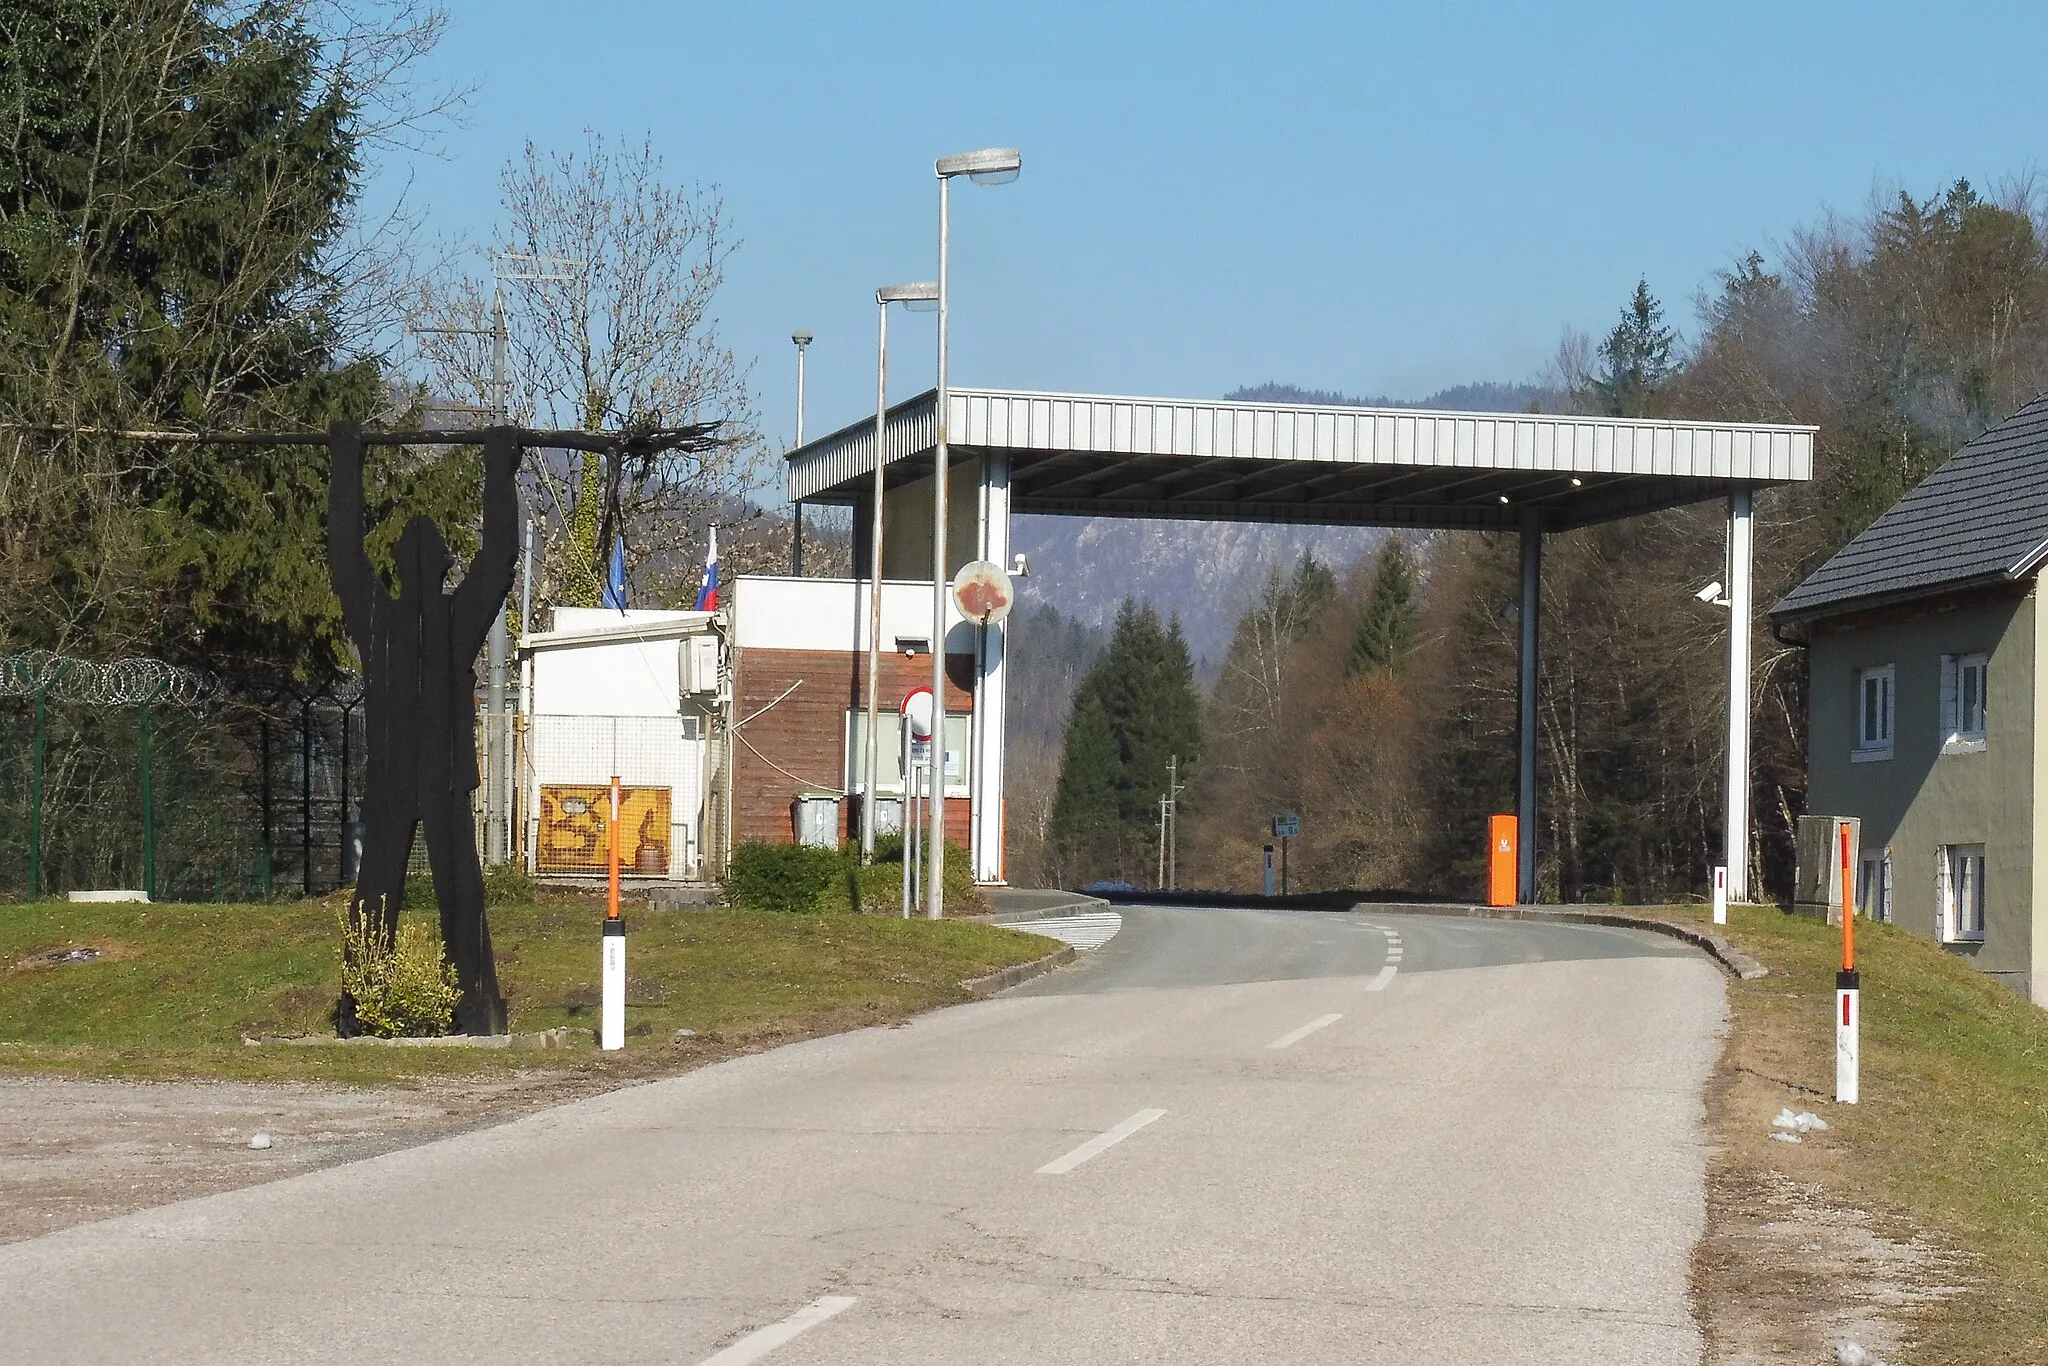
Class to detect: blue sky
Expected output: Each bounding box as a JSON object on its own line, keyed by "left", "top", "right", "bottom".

{"left": 375, "top": 1, "right": 2048, "bottom": 451}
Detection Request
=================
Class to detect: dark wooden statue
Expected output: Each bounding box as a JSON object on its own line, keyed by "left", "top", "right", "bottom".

{"left": 327, "top": 421, "right": 519, "bottom": 1035}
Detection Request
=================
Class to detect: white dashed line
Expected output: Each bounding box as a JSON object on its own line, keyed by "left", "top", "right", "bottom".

{"left": 1267, "top": 1012, "right": 1343, "bottom": 1049}
{"left": 697, "top": 1296, "right": 858, "bottom": 1366}
{"left": 1012, "top": 912, "right": 1123, "bottom": 951}
{"left": 1367, "top": 924, "right": 1403, "bottom": 990}
{"left": 1037, "top": 1108, "right": 1166, "bottom": 1174}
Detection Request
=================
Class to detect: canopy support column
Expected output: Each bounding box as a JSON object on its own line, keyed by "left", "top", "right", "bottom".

{"left": 1517, "top": 509, "right": 1541, "bottom": 904}
{"left": 1724, "top": 487, "right": 1754, "bottom": 902}
{"left": 970, "top": 452, "right": 1011, "bottom": 883}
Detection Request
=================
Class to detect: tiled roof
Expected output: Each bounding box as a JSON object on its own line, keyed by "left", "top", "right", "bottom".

{"left": 1772, "top": 392, "right": 2048, "bottom": 620}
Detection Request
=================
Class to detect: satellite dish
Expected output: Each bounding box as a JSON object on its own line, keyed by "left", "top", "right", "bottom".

{"left": 951, "top": 559, "right": 1014, "bottom": 626}
{"left": 900, "top": 686, "right": 935, "bottom": 739}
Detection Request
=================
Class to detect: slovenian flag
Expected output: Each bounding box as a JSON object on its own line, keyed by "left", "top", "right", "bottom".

{"left": 693, "top": 527, "right": 720, "bottom": 611}
{"left": 601, "top": 536, "right": 629, "bottom": 611}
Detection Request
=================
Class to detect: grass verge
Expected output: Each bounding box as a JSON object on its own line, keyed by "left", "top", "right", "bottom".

{"left": 1651, "top": 903, "right": 2048, "bottom": 1363}
{"left": 0, "top": 896, "right": 1051, "bottom": 1085}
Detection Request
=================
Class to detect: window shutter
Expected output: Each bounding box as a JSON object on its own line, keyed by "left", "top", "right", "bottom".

{"left": 1936, "top": 847, "right": 1951, "bottom": 941}
{"left": 1939, "top": 654, "right": 1958, "bottom": 741}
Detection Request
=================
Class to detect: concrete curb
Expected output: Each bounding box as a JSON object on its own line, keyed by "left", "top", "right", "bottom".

{"left": 1349, "top": 901, "right": 1769, "bottom": 981}
{"left": 959, "top": 944, "right": 1076, "bottom": 998}
{"left": 977, "top": 893, "right": 1111, "bottom": 925}
{"left": 244, "top": 1027, "right": 585, "bottom": 1049}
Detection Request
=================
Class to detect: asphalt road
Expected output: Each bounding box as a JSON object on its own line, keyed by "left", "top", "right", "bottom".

{"left": 0, "top": 905, "right": 1725, "bottom": 1365}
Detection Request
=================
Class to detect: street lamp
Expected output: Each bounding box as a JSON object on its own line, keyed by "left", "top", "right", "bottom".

{"left": 927, "top": 146, "right": 1021, "bottom": 920}
{"left": 864, "top": 283, "right": 939, "bottom": 863}
{"left": 790, "top": 330, "right": 812, "bottom": 576}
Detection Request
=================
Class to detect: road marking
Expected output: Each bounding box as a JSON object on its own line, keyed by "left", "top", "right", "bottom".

{"left": 697, "top": 1296, "right": 859, "bottom": 1366}
{"left": 1267, "top": 1012, "right": 1343, "bottom": 1049}
{"left": 1037, "top": 1108, "right": 1166, "bottom": 1174}
{"left": 1366, "top": 964, "right": 1397, "bottom": 991}
{"left": 1011, "top": 912, "right": 1123, "bottom": 951}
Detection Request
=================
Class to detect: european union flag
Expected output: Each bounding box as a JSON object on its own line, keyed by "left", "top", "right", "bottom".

{"left": 602, "top": 537, "right": 628, "bottom": 610}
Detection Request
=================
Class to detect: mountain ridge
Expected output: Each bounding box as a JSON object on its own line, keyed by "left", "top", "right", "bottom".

{"left": 1012, "top": 379, "right": 1547, "bottom": 665}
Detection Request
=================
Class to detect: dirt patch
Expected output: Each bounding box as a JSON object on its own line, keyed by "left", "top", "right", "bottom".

{"left": 1694, "top": 1003, "right": 1970, "bottom": 1363}
{"left": 3, "top": 939, "right": 141, "bottom": 975}
{"left": 0, "top": 1002, "right": 918, "bottom": 1244}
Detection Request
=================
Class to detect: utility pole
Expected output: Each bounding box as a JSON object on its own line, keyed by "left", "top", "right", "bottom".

{"left": 416, "top": 286, "right": 511, "bottom": 865}
{"left": 1158, "top": 754, "right": 1185, "bottom": 891}
{"left": 415, "top": 253, "right": 577, "bottom": 868}
{"left": 482, "top": 286, "right": 510, "bottom": 867}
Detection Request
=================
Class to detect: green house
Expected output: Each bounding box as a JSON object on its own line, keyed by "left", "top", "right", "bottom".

{"left": 1773, "top": 394, "right": 2048, "bottom": 1006}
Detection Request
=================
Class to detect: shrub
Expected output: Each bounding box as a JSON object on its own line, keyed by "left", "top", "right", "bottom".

{"left": 721, "top": 842, "right": 844, "bottom": 913}
{"left": 482, "top": 863, "right": 539, "bottom": 906}
{"left": 335, "top": 904, "right": 461, "bottom": 1037}
{"left": 724, "top": 839, "right": 993, "bottom": 916}
{"left": 819, "top": 840, "right": 989, "bottom": 916}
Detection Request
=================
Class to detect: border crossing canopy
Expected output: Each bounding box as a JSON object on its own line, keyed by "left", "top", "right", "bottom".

{"left": 790, "top": 387, "right": 1813, "bottom": 531}
{"left": 788, "top": 386, "right": 1816, "bottom": 902}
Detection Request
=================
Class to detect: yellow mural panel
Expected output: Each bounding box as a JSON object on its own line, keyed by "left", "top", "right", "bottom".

{"left": 537, "top": 785, "right": 672, "bottom": 875}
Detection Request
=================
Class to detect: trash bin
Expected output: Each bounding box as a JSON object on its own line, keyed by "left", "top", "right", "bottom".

{"left": 868, "top": 795, "right": 903, "bottom": 837}
{"left": 794, "top": 791, "right": 841, "bottom": 849}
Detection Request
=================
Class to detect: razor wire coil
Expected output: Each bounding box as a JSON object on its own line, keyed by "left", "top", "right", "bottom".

{"left": 0, "top": 650, "right": 213, "bottom": 707}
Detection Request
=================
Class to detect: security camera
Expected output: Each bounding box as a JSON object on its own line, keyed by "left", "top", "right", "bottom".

{"left": 1010, "top": 553, "right": 1029, "bottom": 578}
{"left": 1694, "top": 580, "right": 1726, "bottom": 604}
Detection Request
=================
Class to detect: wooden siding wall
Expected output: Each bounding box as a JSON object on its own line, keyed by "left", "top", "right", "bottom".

{"left": 732, "top": 647, "right": 975, "bottom": 847}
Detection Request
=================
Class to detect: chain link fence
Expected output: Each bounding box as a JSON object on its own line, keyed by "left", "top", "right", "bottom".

{"left": 0, "top": 652, "right": 376, "bottom": 902}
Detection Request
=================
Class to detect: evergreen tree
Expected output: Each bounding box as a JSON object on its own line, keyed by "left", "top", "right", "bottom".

{"left": 1049, "top": 600, "right": 1202, "bottom": 881}
{"left": 1348, "top": 540, "right": 1418, "bottom": 676}
{"left": 0, "top": 1, "right": 466, "bottom": 680}
{"left": 1590, "top": 279, "right": 1677, "bottom": 418}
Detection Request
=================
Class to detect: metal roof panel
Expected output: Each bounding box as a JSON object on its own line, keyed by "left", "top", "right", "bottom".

{"left": 1773, "top": 391, "right": 2048, "bottom": 619}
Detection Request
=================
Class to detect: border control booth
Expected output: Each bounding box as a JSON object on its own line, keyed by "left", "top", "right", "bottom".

{"left": 788, "top": 387, "right": 1814, "bottom": 901}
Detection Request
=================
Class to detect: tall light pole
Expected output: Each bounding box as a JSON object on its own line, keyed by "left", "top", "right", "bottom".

{"left": 927, "top": 146, "right": 1021, "bottom": 919}
{"left": 790, "top": 331, "right": 812, "bottom": 576}
{"left": 864, "top": 283, "right": 939, "bottom": 862}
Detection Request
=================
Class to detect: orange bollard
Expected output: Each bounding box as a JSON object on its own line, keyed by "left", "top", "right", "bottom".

{"left": 1487, "top": 815, "right": 1518, "bottom": 907}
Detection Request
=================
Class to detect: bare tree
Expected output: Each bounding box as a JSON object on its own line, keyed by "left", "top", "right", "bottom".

{"left": 412, "top": 133, "right": 768, "bottom": 613}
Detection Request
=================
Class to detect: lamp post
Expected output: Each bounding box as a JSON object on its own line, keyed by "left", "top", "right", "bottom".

{"left": 864, "top": 283, "right": 939, "bottom": 862}
{"left": 926, "top": 146, "right": 1021, "bottom": 920}
{"left": 790, "top": 330, "right": 812, "bottom": 576}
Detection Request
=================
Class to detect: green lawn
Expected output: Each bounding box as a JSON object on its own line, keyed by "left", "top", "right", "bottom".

{"left": 1662, "top": 903, "right": 2048, "bottom": 1363}
{"left": 0, "top": 896, "right": 1051, "bottom": 1083}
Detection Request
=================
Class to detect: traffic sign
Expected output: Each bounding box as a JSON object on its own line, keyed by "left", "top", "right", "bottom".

{"left": 951, "top": 560, "right": 1015, "bottom": 625}
{"left": 1272, "top": 813, "right": 1301, "bottom": 839}
{"left": 900, "top": 686, "right": 935, "bottom": 740}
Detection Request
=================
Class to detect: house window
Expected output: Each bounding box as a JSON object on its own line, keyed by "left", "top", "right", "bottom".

{"left": 845, "top": 710, "right": 971, "bottom": 797}
{"left": 1858, "top": 849, "right": 1893, "bottom": 923}
{"left": 1853, "top": 665, "right": 1894, "bottom": 760}
{"left": 1940, "top": 653, "right": 1989, "bottom": 752}
{"left": 1939, "top": 844, "right": 1986, "bottom": 943}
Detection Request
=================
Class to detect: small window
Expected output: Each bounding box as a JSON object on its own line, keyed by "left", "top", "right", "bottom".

{"left": 1940, "top": 653, "right": 1988, "bottom": 752}
{"left": 1940, "top": 844, "right": 1986, "bottom": 943}
{"left": 1854, "top": 665, "right": 1894, "bottom": 760}
{"left": 846, "top": 709, "right": 971, "bottom": 797}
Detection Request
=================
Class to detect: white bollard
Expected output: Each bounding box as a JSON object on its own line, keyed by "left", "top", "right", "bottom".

{"left": 1712, "top": 864, "right": 1728, "bottom": 925}
{"left": 1835, "top": 969, "right": 1859, "bottom": 1104}
{"left": 601, "top": 917, "right": 626, "bottom": 1051}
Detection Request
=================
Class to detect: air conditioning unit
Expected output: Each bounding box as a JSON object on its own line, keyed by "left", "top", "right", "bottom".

{"left": 680, "top": 635, "right": 721, "bottom": 695}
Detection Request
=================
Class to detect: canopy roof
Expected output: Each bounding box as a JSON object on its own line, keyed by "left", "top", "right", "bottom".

{"left": 788, "top": 387, "right": 1815, "bottom": 531}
